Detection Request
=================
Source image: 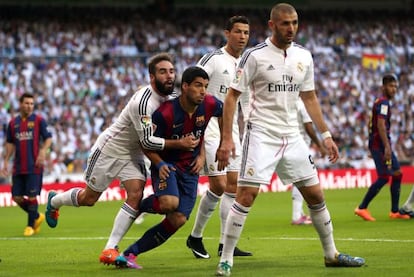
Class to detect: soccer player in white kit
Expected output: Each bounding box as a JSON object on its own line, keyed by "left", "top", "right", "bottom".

{"left": 186, "top": 15, "right": 252, "bottom": 259}
{"left": 215, "top": 3, "right": 365, "bottom": 276}
{"left": 291, "top": 99, "right": 327, "bottom": 225}
{"left": 44, "top": 53, "right": 200, "bottom": 265}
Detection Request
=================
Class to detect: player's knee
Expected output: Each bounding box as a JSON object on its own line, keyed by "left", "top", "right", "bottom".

{"left": 158, "top": 196, "right": 179, "bottom": 212}
{"left": 125, "top": 191, "right": 144, "bottom": 209}
{"left": 78, "top": 194, "right": 98, "bottom": 206}
{"left": 209, "top": 184, "right": 225, "bottom": 196}
{"left": 12, "top": 196, "right": 24, "bottom": 204}
{"left": 167, "top": 213, "right": 187, "bottom": 229}
{"left": 225, "top": 183, "right": 237, "bottom": 194}
{"left": 392, "top": 172, "right": 402, "bottom": 179}
{"left": 237, "top": 192, "right": 256, "bottom": 207}
{"left": 209, "top": 177, "right": 226, "bottom": 195}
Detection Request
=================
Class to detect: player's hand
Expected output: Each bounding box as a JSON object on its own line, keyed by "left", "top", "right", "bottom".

{"left": 384, "top": 146, "right": 392, "bottom": 169}
{"left": 35, "top": 149, "right": 46, "bottom": 167}
{"left": 190, "top": 155, "right": 204, "bottom": 174}
{"left": 0, "top": 167, "right": 8, "bottom": 177}
{"left": 323, "top": 137, "right": 339, "bottom": 163}
{"left": 1, "top": 162, "right": 9, "bottom": 177}
{"left": 319, "top": 144, "right": 329, "bottom": 158}
{"left": 157, "top": 162, "right": 176, "bottom": 180}
{"left": 215, "top": 138, "right": 235, "bottom": 171}
{"left": 179, "top": 135, "right": 200, "bottom": 151}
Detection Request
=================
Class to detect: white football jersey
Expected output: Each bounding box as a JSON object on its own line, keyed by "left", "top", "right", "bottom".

{"left": 197, "top": 47, "right": 246, "bottom": 140}
{"left": 94, "top": 85, "right": 174, "bottom": 159}
{"left": 231, "top": 38, "right": 315, "bottom": 136}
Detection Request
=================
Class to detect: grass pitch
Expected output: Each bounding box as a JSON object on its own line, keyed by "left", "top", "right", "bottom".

{"left": 1, "top": 186, "right": 413, "bottom": 277}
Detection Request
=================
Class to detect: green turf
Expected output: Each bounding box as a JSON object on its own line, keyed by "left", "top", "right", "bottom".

{"left": 1, "top": 186, "right": 413, "bottom": 277}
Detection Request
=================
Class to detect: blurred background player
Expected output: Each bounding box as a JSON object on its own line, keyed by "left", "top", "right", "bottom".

{"left": 1, "top": 93, "right": 52, "bottom": 236}
{"left": 291, "top": 99, "right": 327, "bottom": 225}
{"left": 114, "top": 66, "right": 223, "bottom": 269}
{"left": 186, "top": 15, "right": 252, "bottom": 259}
{"left": 354, "top": 74, "right": 410, "bottom": 221}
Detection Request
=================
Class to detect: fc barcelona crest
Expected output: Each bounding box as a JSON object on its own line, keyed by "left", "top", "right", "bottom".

{"left": 195, "top": 115, "right": 205, "bottom": 127}
{"left": 158, "top": 179, "right": 167, "bottom": 190}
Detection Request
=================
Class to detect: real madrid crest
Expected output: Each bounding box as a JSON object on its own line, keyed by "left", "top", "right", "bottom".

{"left": 247, "top": 168, "right": 255, "bottom": 176}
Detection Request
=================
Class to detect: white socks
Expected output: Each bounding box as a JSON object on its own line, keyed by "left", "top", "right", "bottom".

{"left": 191, "top": 189, "right": 221, "bottom": 238}
{"left": 292, "top": 186, "right": 305, "bottom": 221}
{"left": 219, "top": 192, "right": 235, "bottom": 244}
{"left": 308, "top": 202, "right": 337, "bottom": 260}
{"left": 104, "top": 202, "right": 138, "bottom": 249}
{"left": 51, "top": 188, "right": 81, "bottom": 208}
{"left": 220, "top": 201, "right": 250, "bottom": 267}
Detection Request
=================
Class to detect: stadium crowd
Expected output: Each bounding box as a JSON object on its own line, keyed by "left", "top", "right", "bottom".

{"left": 1, "top": 6, "right": 413, "bottom": 183}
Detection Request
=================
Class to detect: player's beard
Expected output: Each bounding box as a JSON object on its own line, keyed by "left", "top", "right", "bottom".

{"left": 155, "top": 79, "right": 174, "bottom": 96}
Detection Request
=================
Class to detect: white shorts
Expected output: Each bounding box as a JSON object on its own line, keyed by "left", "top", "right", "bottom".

{"left": 203, "top": 137, "right": 241, "bottom": 176}
{"left": 83, "top": 148, "right": 147, "bottom": 192}
{"left": 239, "top": 123, "right": 319, "bottom": 186}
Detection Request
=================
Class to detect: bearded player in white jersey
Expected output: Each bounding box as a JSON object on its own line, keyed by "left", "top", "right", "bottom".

{"left": 215, "top": 3, "right": 365, "bottom": 276}
{"left": 44, "top": 53, "right": 200, "bottom": 266}
{"left": 186, "top": 15, "right": 252, "bottom": 259}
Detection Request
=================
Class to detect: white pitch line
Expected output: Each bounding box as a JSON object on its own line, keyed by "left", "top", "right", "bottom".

{"left": 1, "top": 236, "right": 414, "bottom": 243}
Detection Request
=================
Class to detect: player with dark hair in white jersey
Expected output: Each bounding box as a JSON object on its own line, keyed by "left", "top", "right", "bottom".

{"left": 215, "top": 3, "right": 365, "bottom": 276}
{"left": 186, "top": 15, "right": 252, "bottom": 259}
{"left": 44, "top": 52, "right": 200, "bottom": 266}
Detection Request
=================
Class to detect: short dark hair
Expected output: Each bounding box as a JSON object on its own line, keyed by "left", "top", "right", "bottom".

{"left": 181, "top": 66, "right": 209, "bottom": 86}
{"left": 382, "top": 74, "right": 397, "bottom": 85}
{"left": 270, "top": 3, "right": 296, "bottom": 20}
{"left": 225, "top": 15, "right": 250, "bottom": 31}
{"left": 19, "top": 93, "right": 34, "bottom": 103}
{"left": 148, "top": 52, "right": 174, "bottom": 75}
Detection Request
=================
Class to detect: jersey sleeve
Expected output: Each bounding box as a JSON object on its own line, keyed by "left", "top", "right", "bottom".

{"left": 128, "top": 97, "right": 165, "bottom": 151}
{"left": 376, "top": 99, "right": 389, "bottom": 119}
{"left": 151, "top": 110, "right": 166, "bottom": 138}
{"left": 300, "top": 53, "right": 315, "bottom": 92}
{"left": 197, "top": 53, "right": 215, "bottom": 77}
{"left": 39, "top": 117, "right": 52, "bottom": 140}
{"left": 231, "top": 52, "right": 257, "bottom": 94}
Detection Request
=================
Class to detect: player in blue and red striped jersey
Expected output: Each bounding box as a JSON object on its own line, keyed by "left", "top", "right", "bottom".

{"left": 355, "top": 74, "right": 410, "bottom": 221}
{"left": 1, "top": 93, "right": 52, "bottom": 236}
{"left": 114, "top": 66, "right": 223, "bottom": 269}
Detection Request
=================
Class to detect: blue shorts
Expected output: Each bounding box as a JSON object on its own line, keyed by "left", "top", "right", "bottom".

{"left": 370, "top": 149, "right": 400, "bottom": 177}
{"left": 151, "top": 167, "right": 199, "bottom": 218}
{"left": 11, "top": 174, "right": 43, "bottom": 197}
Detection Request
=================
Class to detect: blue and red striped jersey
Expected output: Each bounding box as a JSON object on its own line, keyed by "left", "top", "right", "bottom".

{"left": 152, "top": 94, "right": 222, "bottom": 172}
{"left": 6, "top": 113, "right": 52, "bottom": 175}
{"left": 368, "top": 96, "right": 391, "bottom": 150}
